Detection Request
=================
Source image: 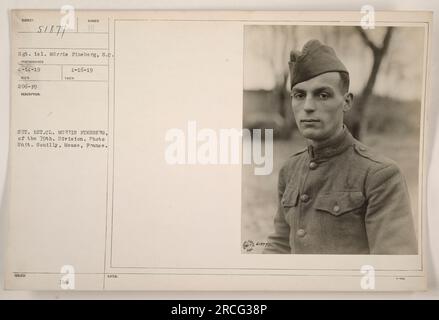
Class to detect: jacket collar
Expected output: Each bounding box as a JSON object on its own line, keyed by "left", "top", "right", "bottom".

{"left": 307, "top": 126, "right": 354, "bottom": 160}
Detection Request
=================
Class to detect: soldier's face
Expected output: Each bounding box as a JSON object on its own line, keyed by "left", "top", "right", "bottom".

{"left": 291, "top": 72, "right": 351, "bottom": 142}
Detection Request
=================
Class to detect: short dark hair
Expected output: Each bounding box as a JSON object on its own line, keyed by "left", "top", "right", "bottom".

{"left": 339, "top": 72, "right": 350, "bottom": 93}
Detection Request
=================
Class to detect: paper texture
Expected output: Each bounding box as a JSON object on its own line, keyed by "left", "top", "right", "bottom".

{"left": 4, "top": 10, "right": 431, "bottom": 291}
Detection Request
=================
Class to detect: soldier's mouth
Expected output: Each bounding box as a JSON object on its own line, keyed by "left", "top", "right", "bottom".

{"left": 301, "top": 119, "right": 320, "bottom": 123}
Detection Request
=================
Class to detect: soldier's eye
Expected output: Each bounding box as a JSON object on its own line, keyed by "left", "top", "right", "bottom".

{"left": 319, "top": 92, "right": 330, "bottom": 100}
{"left": 293, "top": 92, "right": 305, "bottom": 100}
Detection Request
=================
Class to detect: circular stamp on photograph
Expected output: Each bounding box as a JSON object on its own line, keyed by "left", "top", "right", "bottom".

{"left": 242, "top": 240, "right": 255, "bottom": 252}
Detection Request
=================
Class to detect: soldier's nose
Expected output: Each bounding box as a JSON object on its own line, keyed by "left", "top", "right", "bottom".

{"left": 303, "top": 98, "right": 316, "bottom": 112}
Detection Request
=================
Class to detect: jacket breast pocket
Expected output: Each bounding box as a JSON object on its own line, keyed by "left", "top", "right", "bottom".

{"left": 280, "top": 184, "right": 299, "bottom": 224}
{"left": 315, "top": 191, "right": 365, "bottom": 217}
{"left": 281, "top": 184, "right": 299, "bottom": 208}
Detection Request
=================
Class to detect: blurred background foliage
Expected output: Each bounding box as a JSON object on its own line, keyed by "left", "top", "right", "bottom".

{"left": 242, "top": 26, "right": 425, "bottom": 251}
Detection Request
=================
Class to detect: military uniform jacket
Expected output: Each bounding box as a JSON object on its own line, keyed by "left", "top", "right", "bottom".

{"left": 264, "top": 128, "right": 418, "bottom": 254}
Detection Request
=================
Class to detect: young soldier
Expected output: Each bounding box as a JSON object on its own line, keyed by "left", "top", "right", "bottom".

{"left": 264, "top": 40, "right": 417, "bottom": 254}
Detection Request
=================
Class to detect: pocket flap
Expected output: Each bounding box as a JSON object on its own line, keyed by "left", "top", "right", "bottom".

{"left": 315, "top": 191, "right": 365, "bottom": 216}
{"left": 281, "top": 185, "right": 299, "bottom": 208}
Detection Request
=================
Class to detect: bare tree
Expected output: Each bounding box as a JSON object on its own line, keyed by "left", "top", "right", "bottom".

{"left": 346, "top": 26, "right": 394, "bottom": 139}
{"left": 270, "top": 26, "right": 297, "bottom": 138}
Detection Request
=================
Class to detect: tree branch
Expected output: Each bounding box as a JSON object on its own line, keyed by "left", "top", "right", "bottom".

{"left": 380, "top": 27, "right": 394, "bottom": 54}
{"left": 355, "top": 26, "right": 379, "bottom": 53}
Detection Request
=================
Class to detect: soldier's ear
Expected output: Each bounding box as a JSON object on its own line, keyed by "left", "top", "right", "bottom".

{"left": 343, "top": 93, "right": 353, "bottom": 112}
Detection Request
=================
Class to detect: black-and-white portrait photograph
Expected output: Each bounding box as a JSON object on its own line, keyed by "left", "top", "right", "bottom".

{"left": 241, "top": 25, "right": 425, "bottom": 255}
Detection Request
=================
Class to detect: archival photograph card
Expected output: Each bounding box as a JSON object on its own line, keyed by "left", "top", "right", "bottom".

{"left": 4, "top": 10, "right": 431, "bottom": 291}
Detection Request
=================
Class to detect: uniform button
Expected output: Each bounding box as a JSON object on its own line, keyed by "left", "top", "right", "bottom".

{"left": 296, "top": 229, "right": 306, "bottom": 237}
{"left": 333, "top": 205, "right": 340, "bottom": 213}
{"left": 309, "top": 161, "right": 318, "bottom": 170}
{"left": 300, "top": 194, "right": 310, "bottom": 202}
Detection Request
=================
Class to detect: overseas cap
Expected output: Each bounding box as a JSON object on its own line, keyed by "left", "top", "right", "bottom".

{"left": 289, "top": 39, "right": 348, "bottom": 89}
